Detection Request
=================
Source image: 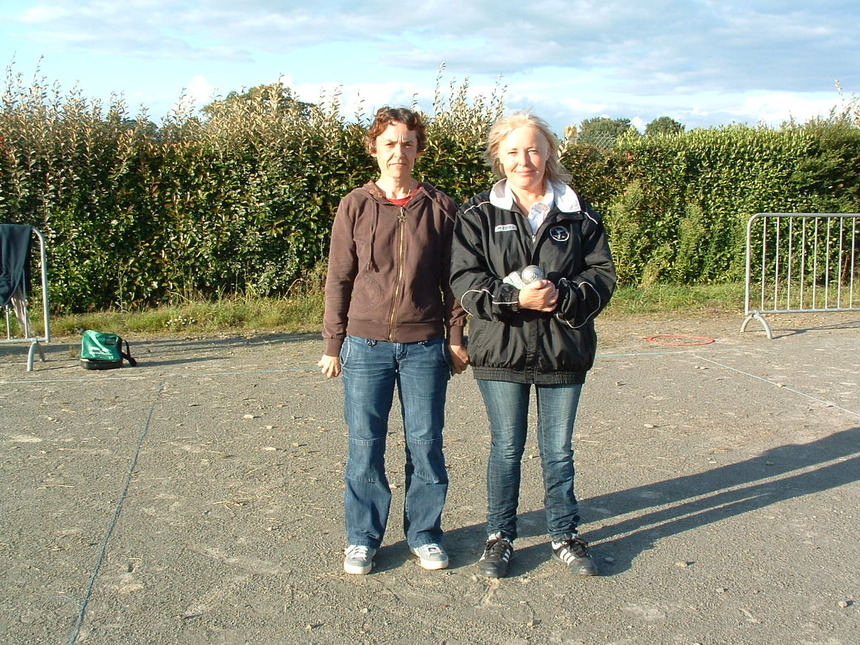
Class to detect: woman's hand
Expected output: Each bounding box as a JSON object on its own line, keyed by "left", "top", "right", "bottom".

{"left": 449, "top": 344, "right": 470, "bottom": 374}
{"left": 518, "top": 280, "right": 558, "bottom": 312}
{"left": 317, "top": 354, "right": 342, "bottom": 378}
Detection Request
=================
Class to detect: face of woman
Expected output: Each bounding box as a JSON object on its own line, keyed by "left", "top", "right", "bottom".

{"left": 498, "top": 126, "right": 549, "bottom": 195}
{"left": 372, "top": 121, "right": 421, "bottom": 182}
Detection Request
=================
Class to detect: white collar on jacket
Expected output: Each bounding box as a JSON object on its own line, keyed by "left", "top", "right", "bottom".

{"left": 488, "top": 179, "right": 583, "bottom": 213}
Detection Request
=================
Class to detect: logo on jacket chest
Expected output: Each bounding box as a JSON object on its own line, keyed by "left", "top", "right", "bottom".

{"left": 494, "top": 224, "right": 517, "bottom": 233}
{"left": 549, "top": 225, "right": 570, "bottom": 242}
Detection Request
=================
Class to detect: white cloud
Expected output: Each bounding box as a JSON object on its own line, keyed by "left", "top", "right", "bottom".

{"left": 291, "top": 80, "right": 427, "bottom": 122}
{"left": 2, "top": 0, "right": 857, "bottom": 130}
{"left": 733, "top": 92, "right": 844, "bottom": 126}
{"left": 19, "top": 5, "right": 69, "bottom": 22}
{"left": 186, "top": 75, "right": 215, "bottom": 107}
{"left": 11, "top": 0, "right": 859, "bottom": 92}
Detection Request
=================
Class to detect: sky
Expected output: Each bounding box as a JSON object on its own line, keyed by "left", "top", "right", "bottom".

{"left": 1, "top": 0, "right": 858, "bottom": 135}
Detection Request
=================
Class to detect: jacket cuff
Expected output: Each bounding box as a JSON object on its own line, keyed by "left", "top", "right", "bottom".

{"left": 325, "top": 338, "right": 344, "bottom": 357}
{"left": 448, "top": 325, "right": 465, "bottom": 346}
{"left": 499, "top": 283, "right": 520, "bottom": 316}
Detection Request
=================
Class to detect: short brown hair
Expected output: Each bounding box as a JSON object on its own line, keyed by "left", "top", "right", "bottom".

{"left": 365, "top": 107, "right": 427, "bottom": 155}
{"left": 485, "top": 111, "right": 570, "bottom": 184}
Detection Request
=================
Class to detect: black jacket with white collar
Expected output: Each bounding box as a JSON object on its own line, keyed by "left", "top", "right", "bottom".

{"left": 450, "top": 180, "right": 616, "bottom": 384}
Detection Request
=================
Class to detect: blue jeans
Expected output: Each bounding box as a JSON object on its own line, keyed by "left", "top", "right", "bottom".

{"left": 341, "top": 336, "right": 450, "bottom": 549}
{"left": 477, "top": 379, "right": 584, "bottom": 541}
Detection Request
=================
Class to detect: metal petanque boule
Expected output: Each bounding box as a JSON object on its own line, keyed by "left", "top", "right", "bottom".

{"left": 521, "top": 265, "right": 545, "bottom": 283}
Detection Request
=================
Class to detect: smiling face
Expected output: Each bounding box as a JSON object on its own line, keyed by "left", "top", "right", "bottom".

{"left": 372, "top": 121, "right": 421, "bottom": 183}
{"left": 497, "top": 125, "right": 549, "bottom": 196}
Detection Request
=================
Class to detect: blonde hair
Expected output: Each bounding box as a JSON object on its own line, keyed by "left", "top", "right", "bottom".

{"left": 484, "top": 111, "right": 570, "bottom": 184}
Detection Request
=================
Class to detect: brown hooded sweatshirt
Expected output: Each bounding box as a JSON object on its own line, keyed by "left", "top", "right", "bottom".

{"left": 322, "top": 181, "right": 466, "bottom": 356}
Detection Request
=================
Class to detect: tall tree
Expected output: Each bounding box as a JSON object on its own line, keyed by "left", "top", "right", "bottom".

{"left": 202, "top": 83, "right": 317, "bottom": 119}
{"left": 645, "top": 116, "right": 685, "bottom": 136}
{"left": 579, "top": 117, "right": 634, "bottom": 147}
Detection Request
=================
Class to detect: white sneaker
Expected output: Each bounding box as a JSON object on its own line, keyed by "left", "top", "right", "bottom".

{"left": 410, "top": 543, "right": 449, "bottom": 570}
{"left": 344, "top": 545, "right": 376, "bottom": 574}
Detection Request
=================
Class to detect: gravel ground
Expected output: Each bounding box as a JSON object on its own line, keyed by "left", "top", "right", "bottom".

{"left": 1, "top": 312, "right": 858, "bottom": 645}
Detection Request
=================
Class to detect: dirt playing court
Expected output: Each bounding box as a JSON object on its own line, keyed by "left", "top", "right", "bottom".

{"left": 1, "top": 312, "right": 858, "bottom": 644}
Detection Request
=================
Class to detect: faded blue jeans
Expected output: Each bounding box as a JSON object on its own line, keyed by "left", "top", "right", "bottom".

{"left": 341, "top": 336, "right": 450, "bottom": 549}
{"left": 477, "top": 380, "right": 584, "bottom": 542}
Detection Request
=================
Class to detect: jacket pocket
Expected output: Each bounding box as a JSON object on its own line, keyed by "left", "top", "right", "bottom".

{"left": 467, "top": 321, "right": 527, "bottom": 371}
{"left": 349, "top": 273, "right": 385, "bottom": 315}
{"left": 407, "top": 270, "right": 442, "bottom": 319}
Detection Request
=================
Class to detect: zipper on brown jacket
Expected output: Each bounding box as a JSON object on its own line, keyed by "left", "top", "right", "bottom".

{"left": 388, "top": 207, "right": 408, "bottom": 340}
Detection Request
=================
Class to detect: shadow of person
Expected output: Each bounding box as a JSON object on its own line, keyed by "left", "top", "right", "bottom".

{"left": 443, "top": 427, "right": 860, "bottom": 577}
{"left": 583, "top": 426, "right": 860, "bottom": 574}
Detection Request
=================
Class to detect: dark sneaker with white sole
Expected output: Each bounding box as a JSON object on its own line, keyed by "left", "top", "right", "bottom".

{"left": 552, "top": 537, "right": 599, "bottom": 576}
{"left": 478, "top": 532, "right": 514, "bottom": 578}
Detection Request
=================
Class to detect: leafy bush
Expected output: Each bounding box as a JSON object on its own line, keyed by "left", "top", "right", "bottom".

{"left": 559, "top": 140, "right": 627, "bottom": 214}
{"left": 418, "top": 72, "right": 503, "bottom": 201}
{"left": 1, "top": 63, "right": 858, "bottom": 309}
{"left": 610, "top": 123, "right": 859, "bottom": 285}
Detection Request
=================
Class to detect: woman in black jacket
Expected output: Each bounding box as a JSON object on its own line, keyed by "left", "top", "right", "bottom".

{"left": 450, "top": 111, "right": 616, "bottom": 578}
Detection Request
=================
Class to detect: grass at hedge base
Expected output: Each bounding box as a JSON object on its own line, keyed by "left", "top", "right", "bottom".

{"left": 48, "top": 283, "right": 745, "bottom": 337}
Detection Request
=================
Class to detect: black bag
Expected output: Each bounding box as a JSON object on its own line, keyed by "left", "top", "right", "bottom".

{"left": 80, "top": 330, "right": 137, "bottom": 370}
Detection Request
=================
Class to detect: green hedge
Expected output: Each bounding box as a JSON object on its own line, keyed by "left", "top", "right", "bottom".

{"left": 606, "top": 123, "right": 859, "bottom": 285}
{"left": 2, "top": 68, "right": 858, "bottom": 312}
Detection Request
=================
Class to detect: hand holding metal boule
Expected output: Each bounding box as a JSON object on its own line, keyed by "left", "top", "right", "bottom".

{"left": 521, "top": 265, "right": 545, "bottom": 283}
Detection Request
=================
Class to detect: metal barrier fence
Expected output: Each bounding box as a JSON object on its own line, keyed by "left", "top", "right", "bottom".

{"left": 742, "top": 213, "right": 860, "bottom": 338}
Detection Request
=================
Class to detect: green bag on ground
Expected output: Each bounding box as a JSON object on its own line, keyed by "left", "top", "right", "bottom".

{"left": 80, "top": 330, "right": 137, "bottom": 370}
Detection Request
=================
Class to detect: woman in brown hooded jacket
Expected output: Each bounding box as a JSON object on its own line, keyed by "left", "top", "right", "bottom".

{"left": 318, "top": 107, "right": 468, "bottom": 575}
